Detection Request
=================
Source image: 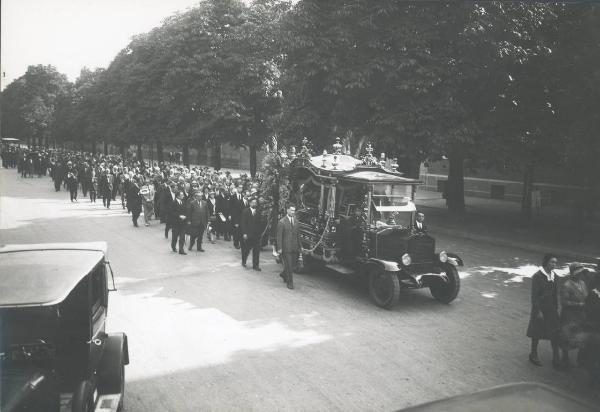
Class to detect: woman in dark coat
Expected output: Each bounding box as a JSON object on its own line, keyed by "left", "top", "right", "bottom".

{"left": 527, "top": 253, "right": 560, "bottom": 367}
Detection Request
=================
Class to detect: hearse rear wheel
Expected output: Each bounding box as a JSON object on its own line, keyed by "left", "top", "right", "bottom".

{"left": 430, "top": 264, "right": 460, "bottom": 303}
{"left": 368, "top": 269, "right": 400, "bottom": 309}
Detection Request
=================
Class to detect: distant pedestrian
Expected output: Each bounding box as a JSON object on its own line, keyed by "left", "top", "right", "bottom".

{"left": 169, "top": 190, "right": 188, "bottom": 254}
{"left": 186, "top": 191, "right": 208, "bottom": 252}
{"left": 241, "top": 197, "right": 261, "bottom": 271}
{"left": 276, "top": 204, "right": 302, "bottom": 289}
{"left": 140, "top": 181, "right": 155, "bottom": 226}
{"left": 527, "top": 254, "right": 560, "bottom": 368}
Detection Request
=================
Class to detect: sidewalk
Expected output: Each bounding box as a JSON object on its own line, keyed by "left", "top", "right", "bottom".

{"left": 415, "top": 189, "right": 600, "bottom": 262}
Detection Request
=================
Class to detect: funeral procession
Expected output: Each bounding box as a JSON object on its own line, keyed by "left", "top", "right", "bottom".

{"left": 1, "top": 1, "right": 600, "bottom": 411}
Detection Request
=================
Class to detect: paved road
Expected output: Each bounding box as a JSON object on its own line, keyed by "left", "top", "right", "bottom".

{"left": 1, "top": 169, "right": 598, "bottom": 411}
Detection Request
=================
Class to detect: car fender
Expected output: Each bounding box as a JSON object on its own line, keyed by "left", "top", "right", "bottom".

{"left": 97, "top": 332, "right": 128, "bottom": 395}
{"left": 367, "top": 258, "right": 400, "bottom": 272}
{"left": 446, "top": 253, "right": 464, "bottom": 267}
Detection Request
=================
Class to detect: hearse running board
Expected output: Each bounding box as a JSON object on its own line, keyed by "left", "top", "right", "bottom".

{"left": 325, "top": 264, "right": 355, "bottom": 275}
{"left": 95, "top": 393, "right": 122, "bottom": 412}
{"left": 60, "top": 392, "right": 122, "bottom": 412}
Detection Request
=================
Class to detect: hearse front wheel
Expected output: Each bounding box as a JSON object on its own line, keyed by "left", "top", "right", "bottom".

{"left": 368, "top": 269, "right": 400, "bottom": 309}
{"left": 71, "top": 380, "right": 94, "bottom": 412}
{"left": 430, "top": 264, "right": 460, "bottom": 303}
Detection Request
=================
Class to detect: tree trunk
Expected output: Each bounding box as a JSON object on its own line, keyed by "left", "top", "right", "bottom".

{"left": 446, "top": 152, "right": 465, "bottom": 213}
{"left": 403, "top": 156, "right": 421, "bottom": 179}
{"left": 156, "top": 140, "right": 164, "bottom": 163}
{"left": 91, "top": 139, "right": 96, "bottom": 155}
{"left": 183, "top": 143, "right": 190, "bottom": 167}
{"left": 250, "top": 144, "right": 257, "bottom": 178}
{"left": 213, "top": 141, "right": 221, "bottom": 170}
{"left": 137, "top": 143, "right": 143, "bottom": 161}
{"left": 44, "top": 134, "right": 49, "bottom": 149}
{"left": 103, "top": 141, "right": 108, "bottom": 155}
{"left": 520, "top": 162, "right": 534, "bottom": 222}
{"left": 120, "top": 143, "right": 126, "bottom": 159}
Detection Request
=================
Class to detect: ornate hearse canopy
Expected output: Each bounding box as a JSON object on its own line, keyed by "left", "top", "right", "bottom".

{"left": 290, "top": 137, "right": 421, "bottom": 185}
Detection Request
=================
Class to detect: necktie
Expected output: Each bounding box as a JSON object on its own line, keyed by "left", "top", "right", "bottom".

{"left": 290, "top": 217, "right": 294, "bottom": 227}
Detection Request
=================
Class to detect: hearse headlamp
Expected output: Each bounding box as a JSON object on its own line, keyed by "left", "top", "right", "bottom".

{"left": 401, "top": 253, "right": 411, "bottom": 266}
{"left": 439, "top": 251, "right": 448, "bottom": 263}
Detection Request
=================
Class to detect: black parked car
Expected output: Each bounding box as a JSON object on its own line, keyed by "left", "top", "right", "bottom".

{"left": 0, "top": 242, "right": 128, "bottom": 412}
{"left": 288, "top": 138, "right": 463, "bottom": 309}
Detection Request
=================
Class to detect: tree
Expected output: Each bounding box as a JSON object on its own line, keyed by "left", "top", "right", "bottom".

{"left": 1, "top": 65, "right": 71, "bottom": 148}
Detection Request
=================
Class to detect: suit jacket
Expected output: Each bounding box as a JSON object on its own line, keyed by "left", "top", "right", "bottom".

{"left": 168, "top": 199, "right": 188, "bottom": 227}
{"left": 277, "top": 216, "right": 301, "bottom": 253}
{"left": 216, "top": 193, "right": 230, "bottom": 219}
{"left": 187, "top": 199, "right": 209, "bottom": 227}
{"left": 207, "top": 198, "right": 217, "bottom": 217}
{"left": 229, "top": 194, "right": 244, "bottom": 224}
{"left": 241, "top": 207, "right": 261, "bottom": 239}
{"left": 412, "top": 222, "right": 428, "bottom": 234}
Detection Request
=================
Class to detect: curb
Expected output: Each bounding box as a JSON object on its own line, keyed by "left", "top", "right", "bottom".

{"left": 432, "top": 226, "right": 598, "bottom": 263}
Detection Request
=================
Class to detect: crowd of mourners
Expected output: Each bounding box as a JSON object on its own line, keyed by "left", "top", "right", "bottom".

{"left": 3, "top": 145, "right": 600, "bottom": 388}
{"left": 2, "top": 146, "right": 269, "bottom": 263}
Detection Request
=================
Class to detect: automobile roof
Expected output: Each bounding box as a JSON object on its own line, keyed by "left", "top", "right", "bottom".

{"left": 0, "top": 242, "right": 107, "bottom": 308}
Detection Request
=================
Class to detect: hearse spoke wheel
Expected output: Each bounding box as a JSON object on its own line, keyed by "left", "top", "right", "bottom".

{"left": 368, "top": 269, "right": 400, "bottom": 309}
{"left": 430, "top": 264, "right": 460, "bottom": 304}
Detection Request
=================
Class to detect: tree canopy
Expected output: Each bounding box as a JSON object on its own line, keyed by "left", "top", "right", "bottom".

{"left": 2, "top": 0, "right": 599, "bottom": 214}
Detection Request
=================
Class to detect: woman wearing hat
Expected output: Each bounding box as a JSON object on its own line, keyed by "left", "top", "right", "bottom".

{"left": 527, "top": 254, "right": 561, "bottom": 368}
{"left": 558, "top": 262, "right": 589, "bottom": 369}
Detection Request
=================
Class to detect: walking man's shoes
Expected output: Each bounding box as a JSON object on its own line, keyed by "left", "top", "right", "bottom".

{"left": 528, "top": 354, "right": 542, "bottom": 367}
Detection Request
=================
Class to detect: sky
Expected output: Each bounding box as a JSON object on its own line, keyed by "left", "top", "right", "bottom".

{"left": 0, "top": 0, "right": 205, "bottom": 90}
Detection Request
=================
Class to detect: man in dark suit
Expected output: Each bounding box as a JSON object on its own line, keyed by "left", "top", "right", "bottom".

{"left": 99, "top": 170, "right": 114, "bottom": 208}
{"left": 216, "top": 188, "right": 231, "bottom": 241}
{"left": 413, "top": 212, "right": 428, "bottom": 234}
{"left": 241, "top": 197, "right": 261, "bottom": 271}
{"left": 229, "top": 186, "right": 244, "bottom": 249}
{"left": 168, "top": 190, "right": 188, "bottom": 254}
{"left": 65, "top": 163, "right": 78, "bottom": 202}
{"left": 277, "top": 204, "right": 302, "bottom": 289}
{"left": 187, "top": 191, "right": 209, "bottom": 252}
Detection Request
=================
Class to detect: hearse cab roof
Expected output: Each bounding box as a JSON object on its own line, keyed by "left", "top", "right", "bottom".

{"left": 0, "top": 242, "right": 107, "bottom": 308}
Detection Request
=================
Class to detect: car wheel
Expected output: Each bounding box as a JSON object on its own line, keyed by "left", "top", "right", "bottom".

{"left": 430, "top": 264, "right": 460, "bottom": 303}
{"left": 368, "top": 268, "right": 400, "bottom": 309}
{"left": 71, "top": 380, "right": 94, "bottom": 412}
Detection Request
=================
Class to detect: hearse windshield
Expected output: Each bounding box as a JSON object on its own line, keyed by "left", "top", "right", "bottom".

{"left": 370, "top": 184, "right": 415, "bottom": 229}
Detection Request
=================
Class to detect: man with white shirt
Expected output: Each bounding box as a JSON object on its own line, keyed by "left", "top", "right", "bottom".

{"left": 168, "top": 190, "right": 188, "bottom": 254}
{"left": 241, "top": 197, "right": 262, "bottom": 270}
{"left": 277, "top": 204, "right": 302, "bottom": 289}
{"left": 413, "top": 212, "right": 427, "bottom": 234}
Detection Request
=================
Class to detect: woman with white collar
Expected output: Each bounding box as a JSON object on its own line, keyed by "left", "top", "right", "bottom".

{"left": 527, "top": 253, "right": 561, "bottom": 368}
